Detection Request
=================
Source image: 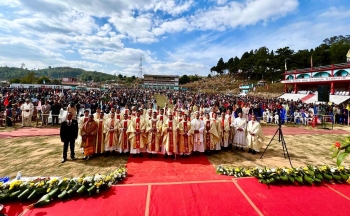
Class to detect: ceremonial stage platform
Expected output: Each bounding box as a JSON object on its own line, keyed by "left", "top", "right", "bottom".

{"left": 2, "top": 127, "right": 350, "bottom": 215}
{"left": 4, "top": 155, "right": 350, "bottom": 216}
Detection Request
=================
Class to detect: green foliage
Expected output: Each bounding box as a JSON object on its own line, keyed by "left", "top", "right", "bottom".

{"left": 330, "top": 138, "right": 350, "bottom": 166}
{"left": 211, "top": 35, "right": 350, "bottom": 81}
{"left": 37, "top": 76, "right": 51, "bottom": 84}
{"left": 179, "top": 75, "right": 191, "bottom": 84}
{"left": 207, "top": 74, "right": 212, "bottom": 78}
{"left": 9, "top": 78, "right": 21, "bottom": 84}
{"left": 0, "top": 66, "right": 116, "bottom": 82}
{"left": 20, "top": 71, "right": 37, "bottom": 84}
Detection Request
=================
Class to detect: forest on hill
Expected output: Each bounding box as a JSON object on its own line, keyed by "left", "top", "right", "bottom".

{"left": 0, "top": 66, "right": 119, "bottom": 82}
{"left": 210, "top": 35, "right": 350, "bottom": 82}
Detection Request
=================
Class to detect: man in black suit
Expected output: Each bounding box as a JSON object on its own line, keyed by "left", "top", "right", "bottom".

{"left": 60, "top": 112, "right": 78, "bottom": 163}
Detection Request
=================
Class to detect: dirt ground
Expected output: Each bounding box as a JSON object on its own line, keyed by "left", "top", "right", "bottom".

{"left": 0, "top": 136, "right": 128, "bottom": 179}
{"left": 0, "top": 131, "right": 348, "bottom": 179}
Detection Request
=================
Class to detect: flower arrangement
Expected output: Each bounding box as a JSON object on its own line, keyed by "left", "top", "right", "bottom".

{"left": 0, "top": 167, "right": 127, "bottom": 207}
{"left": 216, "top": 165, "right": 350, "bottom": 185}
{"left": 330, "top": 137, "right": 350, "bottom": 166}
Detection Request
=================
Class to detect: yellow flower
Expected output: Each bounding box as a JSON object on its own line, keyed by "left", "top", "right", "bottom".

{"left": 47, "top": 188, "right": 51, "bottom": 193}
{"left": 339, "top": 166, "right": 345, "bottom": 171}
{"left": 303, "top": 167, "right": 308, "bottom": 171}
{"left": 235, "top": 168, "right": 240, "bottom": 172}
{"left": 347, "top": 177, "right": 350, "bottom": 184}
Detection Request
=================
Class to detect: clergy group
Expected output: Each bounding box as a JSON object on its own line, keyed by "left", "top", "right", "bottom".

{"left": 76, "top": 106, "right": 265, "bottom": 160}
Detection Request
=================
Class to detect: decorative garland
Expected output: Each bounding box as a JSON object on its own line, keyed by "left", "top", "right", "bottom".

{"left": 0, "top": 167, "right": 127, "bottom": 208}
{"left": 216, "top": 165, "right": 350, "bottom": 185}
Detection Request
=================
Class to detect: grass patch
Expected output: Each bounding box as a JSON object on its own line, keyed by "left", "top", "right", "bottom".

{"left": 0, "top": 136, "right": 128, "bottom": 179}
{"left": 154, "top": 94, "right": 173, "bottom": 108}
{"left": 207, "top": 134, "right": 349, "bottom": 168}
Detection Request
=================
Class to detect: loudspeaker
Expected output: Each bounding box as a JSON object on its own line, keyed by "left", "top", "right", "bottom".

{"left": 318, "top": 85, "right": 330, "bottom": 102}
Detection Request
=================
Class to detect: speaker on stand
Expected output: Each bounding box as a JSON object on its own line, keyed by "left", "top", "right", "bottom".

{"left": 317, "top": 85, "right": 330, "bottom": 102}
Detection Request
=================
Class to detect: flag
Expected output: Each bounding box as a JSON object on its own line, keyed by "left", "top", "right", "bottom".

{"left": 285, "top": 61, "right": 287, "bottom": 71}
{"left": 310, "top": 56, "right": 313, "bottom": 68}
{"left": 3, "top": 96, "right": 9, "bottom": 107}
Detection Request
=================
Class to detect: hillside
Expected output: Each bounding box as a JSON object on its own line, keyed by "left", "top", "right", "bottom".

{"left": 183, "top": 74, "right": 285, "bottom": 98}
{"left": 0, "top": 66, "right": 117, "bottom": 81}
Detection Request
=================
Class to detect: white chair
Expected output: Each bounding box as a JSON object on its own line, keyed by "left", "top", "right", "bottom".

{"left": 48, "top": 111, "right": 52, "bottom": 124}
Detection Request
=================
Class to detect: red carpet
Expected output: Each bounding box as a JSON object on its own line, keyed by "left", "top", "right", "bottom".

{"left": 123, "top": 155, "right": 231, "bottom": 184}
{"left": 235, "top": 178, "right": 350, "bottom": 216}
{"left": 0, "top": 128, "right": 59, "bottom": 138}
{"left": 3, "top": 186, "right": 148, "bottom": 216}
{"left": 327, "top": 183, "right": 350, "bottom": 198}
{"left": 149, "top": 182, "right": 258, "bottom": 216}
{"left": 301, "top": 94, "right": 315, "bottom": 102}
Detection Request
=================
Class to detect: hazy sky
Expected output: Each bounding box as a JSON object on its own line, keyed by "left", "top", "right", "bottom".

{"left": 0, "top": 0, "right": 349, "bottom": 76}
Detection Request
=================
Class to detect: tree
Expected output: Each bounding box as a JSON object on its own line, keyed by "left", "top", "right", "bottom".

{"left": 118, "top": 74, "right": 123, "bottom": 79}
{"left": 51, "top": 79, "right": 61, "bottom": 85}
{"left": 9, "top": 78, "right": 21, "bottom": 84}
{"left": 207, "top": 74, "right": 212, "bottom": 78}
{"left": 216, "top": 58, "right": 225, "bottom": 75}
{"left": 20, "top": 71, "right": 37, "bottom": 84}
{"left": 179, "top": 75, "right": 191, "bottom": 84}
{"left": 37, "top": 76, "right": 51, "bottom": 84}
{"left": 131, "top": 75, "right": 136, "bottom": 80}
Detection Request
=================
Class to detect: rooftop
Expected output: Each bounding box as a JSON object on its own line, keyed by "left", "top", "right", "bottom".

{"left": 143, "top": 74, "right": 179, "bottom": 78}
{"left": 284, "top": 62, "right": 350, "bottom": 75}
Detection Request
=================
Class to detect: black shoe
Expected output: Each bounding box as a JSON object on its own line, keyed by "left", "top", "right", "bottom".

{"left": 164, "top": 154, "right": 168, "bottom": 159}
{"left": 148, "top": 153, "right": 152, "bottom": 158}
{"left": 171, "top": 154, "right": 175, "bottom": 159}
{"left": 235, "top": 146, "right": 239, "bottom": 151}
{"left": 139, "top": 153, "right": 143, "bottom": 158}
{"left": 252, "top": 150, "right": 257, "bottom": 155}
{"left": 132, "top": 154, "right": 137, "bottom": 158}
{"left": 61, "top": 159, "right": 66, "bottom": 163}
{"left": 240, "top": 147, "right": 244, "bottom": 152}
{"left": 154, "top": 154, "right": 158, "bottom": 158}
{"left": 71, "top": 157, "right": 76, "bottom": 160}
{"left": 248, "top": 149, "right": 252, "bottom": 153}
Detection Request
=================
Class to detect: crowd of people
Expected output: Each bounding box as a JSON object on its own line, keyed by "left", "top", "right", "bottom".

{"left": 0, "top": 86, "right": 349, "bottom": 162}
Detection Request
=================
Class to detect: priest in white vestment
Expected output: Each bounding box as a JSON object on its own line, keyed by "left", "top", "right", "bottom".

{"left": 21, "top": 99, "right": 34, "bottom": 127}
{"left": 104, "top": 112, "right": 119, "bottom": 155}
{"left": 247, "top": 115, "right": 265, "bottom": 154}
{"left": 191, "top": 112, "right": 205, "bottom": 154}
{"left": 233, "top": 112, "right": 247, "bottom": 151}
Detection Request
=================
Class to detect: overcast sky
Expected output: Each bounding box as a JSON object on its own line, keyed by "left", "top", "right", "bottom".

{"left": 0, "top": 0, "right": 349, "bottom": 77}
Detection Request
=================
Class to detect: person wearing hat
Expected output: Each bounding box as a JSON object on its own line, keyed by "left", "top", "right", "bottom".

{"left": 104, "top": 112, "right": 119, "bottom": 156}
{"left": 211, "top": 112, "right": 221, "bottom": 151}
{"left": 162, "top": 110, "right": 178, "bottom": 159}
{"left": 128, "top": 109, "right": 146, "bottom": 157}
{"left": 178, "top": 113, "right": 193, "bottom": 157}
{"left": 77, "top": 110, "right": 90, "bottom": 151}
{"left": 81, "top": 114, "right": 98, "bottom": 160}
{"left": 20, "top": 99, "right": 34, "bottom": 127}
{"left": 247, "top": 114, "right": 265, "bottom": 155}
{"left": 146, "top": 110, "right": 162, "bottom": 157}
{"left": 233, "top": 112, "right": 247, "bottom": 152}
{"left": 95, "top": 112, "right": 106, "bottom": 155}
{"left": 191, "top": 111, "right": 205, "bottom": 155}
{"left": 219, "top": 112, "right": 230, "bottom": 150}
{"left": 118, "top": 113, "right": 131, "bottom": 154}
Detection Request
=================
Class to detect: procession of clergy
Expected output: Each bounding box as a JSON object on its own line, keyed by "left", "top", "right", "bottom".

{"left": 78, "top": 105, "right": 265, "bottom": 160}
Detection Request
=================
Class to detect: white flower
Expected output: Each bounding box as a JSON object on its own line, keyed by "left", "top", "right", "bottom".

{"left": 94, "top": 175, "right": 102, "bottom": 182}
{"left": 330, "top": 168, "right": 336, "bottom": 173}
{"left": 83, "top": 177, "right": 93, "bottom": 182}
{"left": 271, "top": 168, "right": 276, "bottom": 172}
{"left": 259, "top": 170, "right": 262, "bottom": 173}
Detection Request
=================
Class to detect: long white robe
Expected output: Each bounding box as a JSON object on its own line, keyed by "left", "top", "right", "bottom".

{"left": 104, "top": 118, "right": 119, "bottom": 151}
{"left": 233, "top": 117, "right": 247, "bottom": 147}
{"left": 191, "top": 118, "right": 205, "bottom": 152}
{"left": 246, "top": 121, "right": 265, "bottom": 152}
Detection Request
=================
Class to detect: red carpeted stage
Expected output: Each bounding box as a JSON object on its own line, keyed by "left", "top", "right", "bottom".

{"left": 3, "top": 156, "right": 350, "bottom": 216}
